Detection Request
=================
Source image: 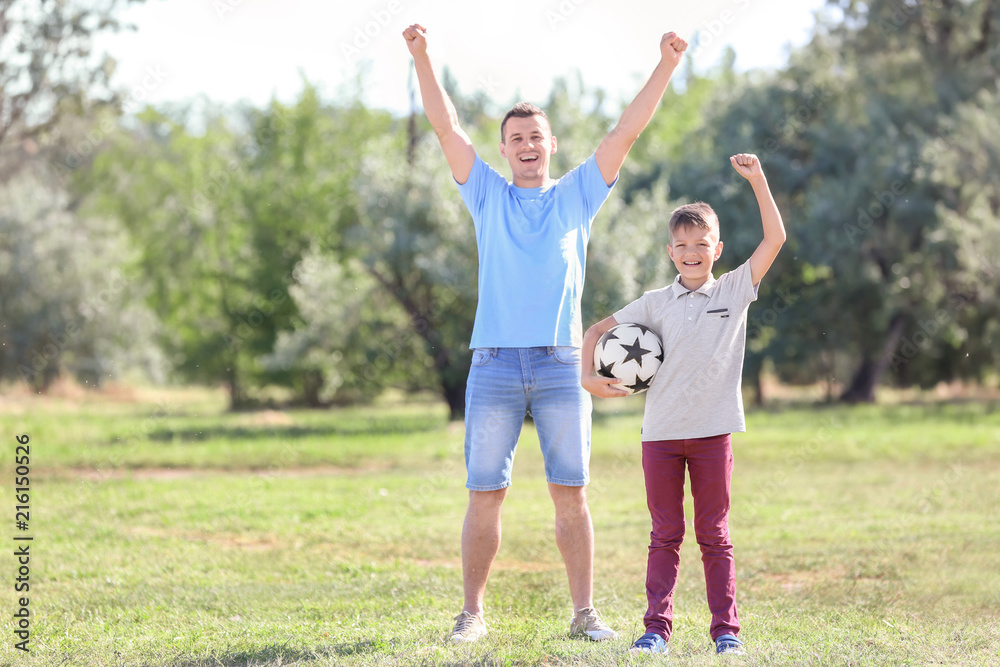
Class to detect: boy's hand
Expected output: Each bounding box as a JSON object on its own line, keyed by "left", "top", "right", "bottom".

{"left": 660, "top": 32, "right": 688, "bottom": 68}
{"left": 402, "top": 23, "right": 428, "bottom": 56}
{"left": 582, "top": 374, "right": 630, "bottom": 399}
{"left": 730, "top": 153, "right": 765, "bottom": 182}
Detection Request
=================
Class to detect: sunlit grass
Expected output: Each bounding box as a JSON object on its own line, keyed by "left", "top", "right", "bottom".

{"left": 0, "top": 390, "right": 997, "bottom": 665}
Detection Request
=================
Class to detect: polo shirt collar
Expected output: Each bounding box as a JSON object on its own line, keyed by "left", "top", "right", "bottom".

{"left": 669, "top": 273, "right": 718, "bottom": 298}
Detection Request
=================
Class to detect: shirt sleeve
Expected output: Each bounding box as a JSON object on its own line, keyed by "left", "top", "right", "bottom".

{"left": 730, "top": 259, "right": 759, "bottom": 309}
{"left": 456, "top": 154, "right": 508, "bottom": 240}
{"left": 613, "top": 293, "right": 653, "bottom": 329}
{"left": 562, "top": 153, "right": 617, "bottom": 222}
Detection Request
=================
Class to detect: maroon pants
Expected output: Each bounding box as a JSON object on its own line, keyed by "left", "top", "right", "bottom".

{"left": 641, "top": 433, "right": 740, "bottom": 641}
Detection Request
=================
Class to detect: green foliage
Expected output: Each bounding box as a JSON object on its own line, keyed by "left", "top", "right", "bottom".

{"left": 14, "top": 0, "right": 1000, "bottom": 409}
{"left": 0, "top": 155, "right": 162, "bottom": 390}
{"left": 0, "top": 0, "right": 145, "bottom": 181}
{"left": 79, "top": 106, "right": 260, "bottom": 405}
{"left": 656, "top": 0, "right": 1000, "bottom": 401}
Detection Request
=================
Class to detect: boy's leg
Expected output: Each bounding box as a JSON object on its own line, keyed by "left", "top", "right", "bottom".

{"left": 687, "top": 433, "right": 740, "bottom": 640}
{"left": 641, "top": 438, "right": 688, "bottom": 640}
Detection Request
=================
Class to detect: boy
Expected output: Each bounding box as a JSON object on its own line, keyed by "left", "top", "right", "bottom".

{"left": 581, "top": 153, "right": 786, "bottom": 655}
{"left": 402, "top": 23, "right": 688, "bottom": 643}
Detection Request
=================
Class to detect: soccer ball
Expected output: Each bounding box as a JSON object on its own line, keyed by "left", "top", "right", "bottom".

{"left": 593, "top": 323, "right": 664, "bottom": 395}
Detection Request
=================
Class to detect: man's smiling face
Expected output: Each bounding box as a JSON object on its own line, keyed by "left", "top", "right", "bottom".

{"left": 499, "top": 114, "right": 557, "bottom": 188}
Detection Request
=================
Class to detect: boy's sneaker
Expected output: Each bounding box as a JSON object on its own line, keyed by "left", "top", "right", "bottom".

{"left": 715, "top": 633, "right": 745, "bottom": 655}
{"left": 629, "top": 632, "right": 669, "bottom": 654}
{"left": 450, "top": 611, "right": 487, "bottom": 643}
{"left": 569, "top": 607, "right": 617, "bottom": 641}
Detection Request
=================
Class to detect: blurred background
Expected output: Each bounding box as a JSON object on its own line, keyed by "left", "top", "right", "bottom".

{"left": 2, "top": 0, "right": 998, "bottom": 418}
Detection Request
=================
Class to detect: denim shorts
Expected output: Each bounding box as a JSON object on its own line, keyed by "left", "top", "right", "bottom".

{"left": 463, "top": 346, "right": 592, "bottom": 491}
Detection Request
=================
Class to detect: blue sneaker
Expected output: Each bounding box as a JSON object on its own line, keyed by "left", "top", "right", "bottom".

{"left": 629, "top": 632, "right": 669, "bottom": 654}
{"left": 715, "top": 633, "right": 745, "bottom": 655}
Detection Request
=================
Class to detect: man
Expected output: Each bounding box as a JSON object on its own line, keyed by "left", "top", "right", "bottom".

{"left": 402, "top": 22, "right": 688, "bottom": 643}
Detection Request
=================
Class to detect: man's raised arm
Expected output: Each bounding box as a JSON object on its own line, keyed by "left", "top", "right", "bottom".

{"left": 594, "top": 32, "right": 688, "bottom": 186}
{"left": 402, "top": 24, "right": 476, "bottom": 184}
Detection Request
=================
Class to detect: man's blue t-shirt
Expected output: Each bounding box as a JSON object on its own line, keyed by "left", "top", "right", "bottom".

{"left": 456, "top": 153, "right": 616, "bottom": 349}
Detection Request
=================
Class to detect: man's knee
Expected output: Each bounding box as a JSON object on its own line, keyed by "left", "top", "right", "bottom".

{"left": 548, "top": 483, "right": 589, "bottom": 516}
{"left": 469, "top": 487, "right": 508, "bottom": 508}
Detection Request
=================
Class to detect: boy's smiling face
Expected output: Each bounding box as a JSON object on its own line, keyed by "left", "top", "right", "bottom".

{"left": 667, "top": 222, "right": 723, "bottom": 291}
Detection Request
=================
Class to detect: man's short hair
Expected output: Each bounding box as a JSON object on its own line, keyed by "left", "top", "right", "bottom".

{"left": 500, "top": 102, "right": 549, "bottom": 143}
{"left": 668, "top": 202, "right": 719, "bottom": 240}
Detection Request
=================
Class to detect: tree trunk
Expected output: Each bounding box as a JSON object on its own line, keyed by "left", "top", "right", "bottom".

{"left": 752, "top": 367, "right": 765, "bottom": 407}
{"left": 840, "top": 313, "right": 906, "bottom": 403}
{"left": 226, "top": 365, "right": 247, "bottom": 411}
{"left": 302, "top": 369, "right": 324, "bottom": 408}
{"left": 442, "top": 376, "right": 467, "bottom": 421}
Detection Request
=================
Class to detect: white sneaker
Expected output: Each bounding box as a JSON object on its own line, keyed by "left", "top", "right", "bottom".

{"left": 569, "top": 607, "right": 617, "bottom": 641}
{"left": 450, "top": 611, "right": 487, "bottom": 643}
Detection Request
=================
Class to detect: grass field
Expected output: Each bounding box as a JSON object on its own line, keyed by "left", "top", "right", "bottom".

{"left": 0, "top": 387, "right": 999, "bottom": 666}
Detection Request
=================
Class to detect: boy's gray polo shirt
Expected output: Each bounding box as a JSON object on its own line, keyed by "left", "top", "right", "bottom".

{"left": 614, "top": 259, "right": 759, "bottom": 441}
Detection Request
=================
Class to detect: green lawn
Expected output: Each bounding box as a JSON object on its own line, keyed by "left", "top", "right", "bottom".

{"left": 1, "top": 388, "right": 998, "bottom": 665}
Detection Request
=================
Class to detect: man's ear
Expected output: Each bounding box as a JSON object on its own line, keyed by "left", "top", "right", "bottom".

{"left": 499, "top": 142, "right": 507, "bottom": 159}
{"left": 550, "top": 135, "right": 558, "bottom": 154}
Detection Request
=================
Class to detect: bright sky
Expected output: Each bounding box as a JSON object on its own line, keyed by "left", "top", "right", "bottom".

{"left": 97, "top": 0, "right": 831, "bottom": 116}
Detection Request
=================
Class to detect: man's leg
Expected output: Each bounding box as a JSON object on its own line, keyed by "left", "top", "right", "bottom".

{"left": 455, "top": 347, "right": 525, "bottom": 641}
{"left": 462, "top": 488, "right": 508, "bottom": 616}
{"left": 548, "top": 482, "right": 594, "bottom": 611}
{"left": 530, "top": 347, "right": 614, "bottom": 639}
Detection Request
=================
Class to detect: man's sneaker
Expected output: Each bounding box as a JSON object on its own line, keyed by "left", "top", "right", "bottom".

{"left": 569, "top": 607, "right": 617, "bottom": 641}
{"left": 629, "top": 632, "right": 669, "bottom": 654}
{"left": 450, "top": 611, "right": 487, "bottom": 643}
{"left": 715, "top": 633, "right": 745, "bottom": 655}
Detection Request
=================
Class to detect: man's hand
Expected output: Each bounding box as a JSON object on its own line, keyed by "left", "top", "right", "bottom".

{"left": 730, "top": 153, "right": 765, "bottom": 182}
{"left": 660, "top": 32, "right": 688, "bottom": 69}
{"left": 402, "top": 23, "right": 428, "bottom": 56}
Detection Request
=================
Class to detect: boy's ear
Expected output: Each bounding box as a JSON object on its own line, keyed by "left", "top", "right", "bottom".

{"left": 714, "top": 240, "right": 724, "bottom": 260}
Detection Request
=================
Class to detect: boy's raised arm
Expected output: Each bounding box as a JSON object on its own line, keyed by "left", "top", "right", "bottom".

{"left": 402, "top": 24, "right": 476, "bottom": 184}
{"left": 731, "top": 153, "right": 786, "bottom": 286}
{"left": 594, "top": 31, "right": 688, "bottom": 186}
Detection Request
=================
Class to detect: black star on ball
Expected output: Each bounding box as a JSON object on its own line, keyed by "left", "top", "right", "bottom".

{"left": 627, "top": 373, "right": 653, "bottom": 393}
{"left": 596, "top": 358, "right": 616, "bottom": 379}
{"left": 620, "top": 336, "right": 652, "bottom": 365}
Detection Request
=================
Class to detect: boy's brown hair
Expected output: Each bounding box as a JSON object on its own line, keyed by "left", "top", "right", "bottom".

{"left": 500, "top": 102, "right": 549, "bottom": 143}
{"left": 668, "top": 202, "right": 719, "bottom": 241}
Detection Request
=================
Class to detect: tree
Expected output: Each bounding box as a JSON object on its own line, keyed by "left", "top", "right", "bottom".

{"left": 0, "top": 156, "right": 161, "bottom": 390}
{"left": 0, "top": 0, "right": 165, "bottom": 391}
{"left": 78, "top": 103, "right": 291, "bottom": 408}
{"left": 651, "top": 0, "right": 1000, "bottom": 402}
{"left": 0, "top": 0, "right": 144, "bottom": 181}
{"left": 342, "top": 113, "right": 478, "bottom": 419}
